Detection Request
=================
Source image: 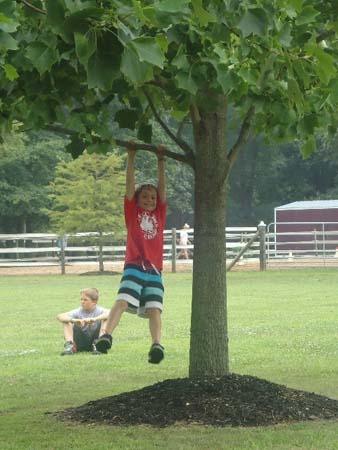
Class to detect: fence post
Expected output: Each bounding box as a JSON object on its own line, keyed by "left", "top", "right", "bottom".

{"left": 258, "top": 221, "right": 266, "bottom": 271}
{"left": 171, "top": 228, "right": 177, "bottom": 273}
{"left": 59, "top": 234, "right": 66, "bottom": 275}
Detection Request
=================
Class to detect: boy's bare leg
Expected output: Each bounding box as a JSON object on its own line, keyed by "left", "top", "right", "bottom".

{"left": 103, "top": 300, "right": 128, "bottom": 335}
{"left": 95, "top": 301, "right": 128, "bottom": 353}
{"left": 99, "top": 319, "right": 108, "bottom": 336}
{"left": 63, "top": 323, "right": 74, "bottom": 342}
{"left": 147, "top": 307, "right": 161, "bottom": 344}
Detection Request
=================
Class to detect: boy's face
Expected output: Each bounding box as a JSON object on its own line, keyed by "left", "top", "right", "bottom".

{"left": 137, "top": 186, "right": 157, "bottom": 211}
{"left": 80, "top": 293, "right": 96, "bottom": 312}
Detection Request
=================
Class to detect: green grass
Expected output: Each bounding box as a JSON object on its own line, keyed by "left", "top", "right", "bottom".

{"left": 1, "top": 269, "right": 338, "bottom": 450}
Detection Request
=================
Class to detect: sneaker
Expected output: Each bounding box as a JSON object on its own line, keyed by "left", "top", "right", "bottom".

{"left": 94, "top": 333, "right": 112, "bottom": 354}
{"left": 148, "top": 343, "right": 164, "bottom": 364}
{"left": 92, "top": 341, "right": 104, "bottom": 355}
{"left": 61, "top": 340, "right": 76, "bottom": 356}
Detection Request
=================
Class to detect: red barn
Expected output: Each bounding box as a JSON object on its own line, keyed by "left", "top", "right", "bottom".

{"left": 274, "top": 200, "right": 338, "bottom": 254}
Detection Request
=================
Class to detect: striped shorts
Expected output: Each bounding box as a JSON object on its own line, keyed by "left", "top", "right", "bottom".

{"left": 116, "top": 263, "right": 164, "bottom": 318}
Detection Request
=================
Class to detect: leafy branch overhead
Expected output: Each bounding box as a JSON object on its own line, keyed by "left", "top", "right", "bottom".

{"left": 1, "top": 1, "right": 338, "bottom": 162}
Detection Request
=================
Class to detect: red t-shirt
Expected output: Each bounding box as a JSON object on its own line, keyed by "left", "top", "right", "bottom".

{"left": 124, "top": 194, "right": 166, "bottom": 271}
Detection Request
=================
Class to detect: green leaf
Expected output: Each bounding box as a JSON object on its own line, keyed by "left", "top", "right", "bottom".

{"left": 278, "top": 23, "right": 292, "bottom": 47}
{"left": 287, "top": 0, "right": 304, "bottom": 13}
{"left": 300, "top": 135, "right": 316, "bottom": 157}
{"left": 328, "top": 78, "right": 338, "bottom": 103}
{"left": 191, "top": 0, "right": 216, "bottom": 27}
{"left": 130, "top": 37, "right": 165, "bottom": 68}
{"left": 171, "top": 45, "right": 189, "bottom": 70}
{"left": 46, "top": 0, "right": 69, "bottom": 41}
{"left": 305, "top": 43, "right": 336, "bottom": 84}
{"left": 137, "top": 123, "right": 152, "bottom": 143}
{"left": 295, "top": 6, "right": 320, "bottom": 25}
{"left": 86, "top": 142, "right": 111, "bottom": 154}
{"left": 64, "top": 0, "right": 97, "bottom": 14}
{"left": 0, "top": 30, "right": 17, "bottom": 50}
{"left": 293, "top": 60, "right": 310, "bottom": 88}
{"left": 298, "top": 113, "right": 318, "bottom": 135}
{"left": 74, "top": 31, "right": 96, "bottom": 65}
{"left": 156, "top": 0, "right": 190, "bottom": 13}
{"left": 114, "top": 109, "right": 139, "bottom": 130}
{"left": 238, "top": 67, "right": 259, "bottom": 85}
{"left": 25, "top": 42, "right": 59, "bottom": 75}
{"left": 66, "top": 135, "right": 87, "bottom": 159}
{"left": 121, "top": 46, "right": 153, "bottom": 85}
{"left": 288, "top": 77, "right": 303, "bottom": 111}
{"left": 87, "top": 49, "right": 117, "bottom": 90}
{"left": 175, "top": 71, "right": 198, "bottom": 95}
{"left": 0, "top": 1, "right": 17, "bottom": 33}
{"left": 216, "top": 65, "right": 234, "bottom": 94}
{"left": 3, "top": 63, "right": 17, "bottom": 80}
{"left": 238, "top": 9, "right": 268, "bottom": 37}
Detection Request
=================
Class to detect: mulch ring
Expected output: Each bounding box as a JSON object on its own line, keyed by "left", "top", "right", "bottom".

{"left": 55, "top": 373, "right": 338, "bottom": 427}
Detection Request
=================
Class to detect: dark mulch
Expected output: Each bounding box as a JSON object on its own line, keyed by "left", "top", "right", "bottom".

{"left": 55, "top": 373, "right": 338, "bottom": 427}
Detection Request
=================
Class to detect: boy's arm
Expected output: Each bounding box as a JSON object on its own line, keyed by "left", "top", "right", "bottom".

{"left": 56, "top": 312, "right": 72, "bottom": 323}
{"left": 126, "top": 146, "right": 136, "bottom": 200}
{"left": 156, "top": 146, "right": 166, "bottom": 203}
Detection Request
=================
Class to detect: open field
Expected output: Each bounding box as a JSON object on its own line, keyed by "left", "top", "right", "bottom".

{"left": 1, "top": 269, "right": 338, "bottom": 449}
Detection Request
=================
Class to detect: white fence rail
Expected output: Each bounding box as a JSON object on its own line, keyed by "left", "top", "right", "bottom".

{"left": 2, "top": 222, "right": 338, "bottom": 273}
{"left": 0, "top": 227, "right": 261, "bottom": 272}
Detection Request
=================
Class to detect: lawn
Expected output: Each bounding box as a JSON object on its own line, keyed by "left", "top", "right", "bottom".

{"left": 0, "top": 269, "right": 338, "bottom": 450}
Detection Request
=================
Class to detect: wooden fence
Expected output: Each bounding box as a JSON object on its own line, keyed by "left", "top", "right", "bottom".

{"left": 0, "top": 226, "right": 263, "bottom": 273}
{"left": 2, "top": 222, "right": 337, "bottom": 273}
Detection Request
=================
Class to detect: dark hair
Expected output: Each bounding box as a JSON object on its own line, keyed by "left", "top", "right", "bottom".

{"left": 135, "top": 183, "right": 158, "bottom": 200}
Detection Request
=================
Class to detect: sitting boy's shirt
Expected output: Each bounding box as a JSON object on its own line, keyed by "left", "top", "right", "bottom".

{"left": 67, "top": 305, "right": 109, "bottom": 336}
{"left": 124, "top": 194, "right": 166, "bottom": 271}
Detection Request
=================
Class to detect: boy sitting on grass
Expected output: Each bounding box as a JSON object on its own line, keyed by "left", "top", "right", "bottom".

{"left": 56, "top": 287, "right": 109, "bottom": 355}
{"left": 95, "top": 145, "right": 166, "bottom": 364}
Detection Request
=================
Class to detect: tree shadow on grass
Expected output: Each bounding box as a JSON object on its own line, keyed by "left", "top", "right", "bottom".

{"left": 55, "top": 373, "right": 338, "bottom": 427}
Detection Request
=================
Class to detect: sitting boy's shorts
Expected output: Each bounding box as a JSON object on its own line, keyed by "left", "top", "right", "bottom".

{"left": 73, "top": 325, "right": 100, "bottom": 352}
{"left": 116, "top": 263, "right": 164, "bottom": 318}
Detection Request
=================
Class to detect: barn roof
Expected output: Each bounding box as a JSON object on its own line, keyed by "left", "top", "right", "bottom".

{"left": 275, "top": 200, "right": 338, "bottom": 210}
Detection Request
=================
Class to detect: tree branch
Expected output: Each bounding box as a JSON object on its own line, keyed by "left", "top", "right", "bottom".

{"left": 43, "top": 124, "right": 195, "bottom": 168}
{"left": 142, "top": 87, "right": 195, "bottom": 158}
{"left": 227, "top": 105, "right": 255, "bottom": 169}
{"left": 19, "top": 0, "right": 46, "bottom": 14}
{"left": 114, "top": 139, "right": 195, "bottom": 168}
{"left": 177, "top": 114, "right": 190, "bottom": 140}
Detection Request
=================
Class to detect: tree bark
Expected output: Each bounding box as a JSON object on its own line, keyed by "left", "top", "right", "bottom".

{"left": 189, "top": 94, "right": 230, "bottom": 378}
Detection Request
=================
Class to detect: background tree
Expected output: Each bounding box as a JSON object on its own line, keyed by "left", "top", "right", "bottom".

{"left": 0, "top": 130, "right": 69, "bottom": 232}
{"left": 47, "top": 151, "right": 125, "bottom": 272}
{"left": 228, "top": 133, "right": 338, "bottom": 226}
{"left": 1, "top": 1, "right": 337, "bottom": 378}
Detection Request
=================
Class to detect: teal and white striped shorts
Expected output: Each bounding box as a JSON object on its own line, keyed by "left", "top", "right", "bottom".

{"left": 116, "top": 263, "right": 164, "bottom": 317}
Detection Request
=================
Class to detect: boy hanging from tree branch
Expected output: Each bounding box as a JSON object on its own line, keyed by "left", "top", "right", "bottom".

{"left": 95, "top": 144, "right": 167, "bottom": 363}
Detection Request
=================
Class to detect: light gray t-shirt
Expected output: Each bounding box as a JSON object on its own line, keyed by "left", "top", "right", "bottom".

{"left": 67, "top": 305, "right": 109, "bottom": 337}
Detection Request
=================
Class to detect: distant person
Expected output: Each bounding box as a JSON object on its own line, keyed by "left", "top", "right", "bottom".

{"left": 95, "top": 144, "right": 167, "bottom": 364}
{"left": 56, "top": 288, "right": 109, "bottom": 355}
{"left": 177, "top": 223, "right": 191, "bottom": 259}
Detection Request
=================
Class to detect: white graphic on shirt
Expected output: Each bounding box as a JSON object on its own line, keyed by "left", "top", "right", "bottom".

{"left": 138, "top": 211, "right": 158, "bottom": 240}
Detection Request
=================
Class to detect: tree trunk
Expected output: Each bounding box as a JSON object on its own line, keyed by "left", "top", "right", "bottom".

{"left": 189, "top": 94, "right": 230, "bottom": 378}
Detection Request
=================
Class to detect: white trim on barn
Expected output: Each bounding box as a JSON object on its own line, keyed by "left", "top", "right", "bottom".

{"left": 275, "top": 200, "right": 338, "bottom": 211}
